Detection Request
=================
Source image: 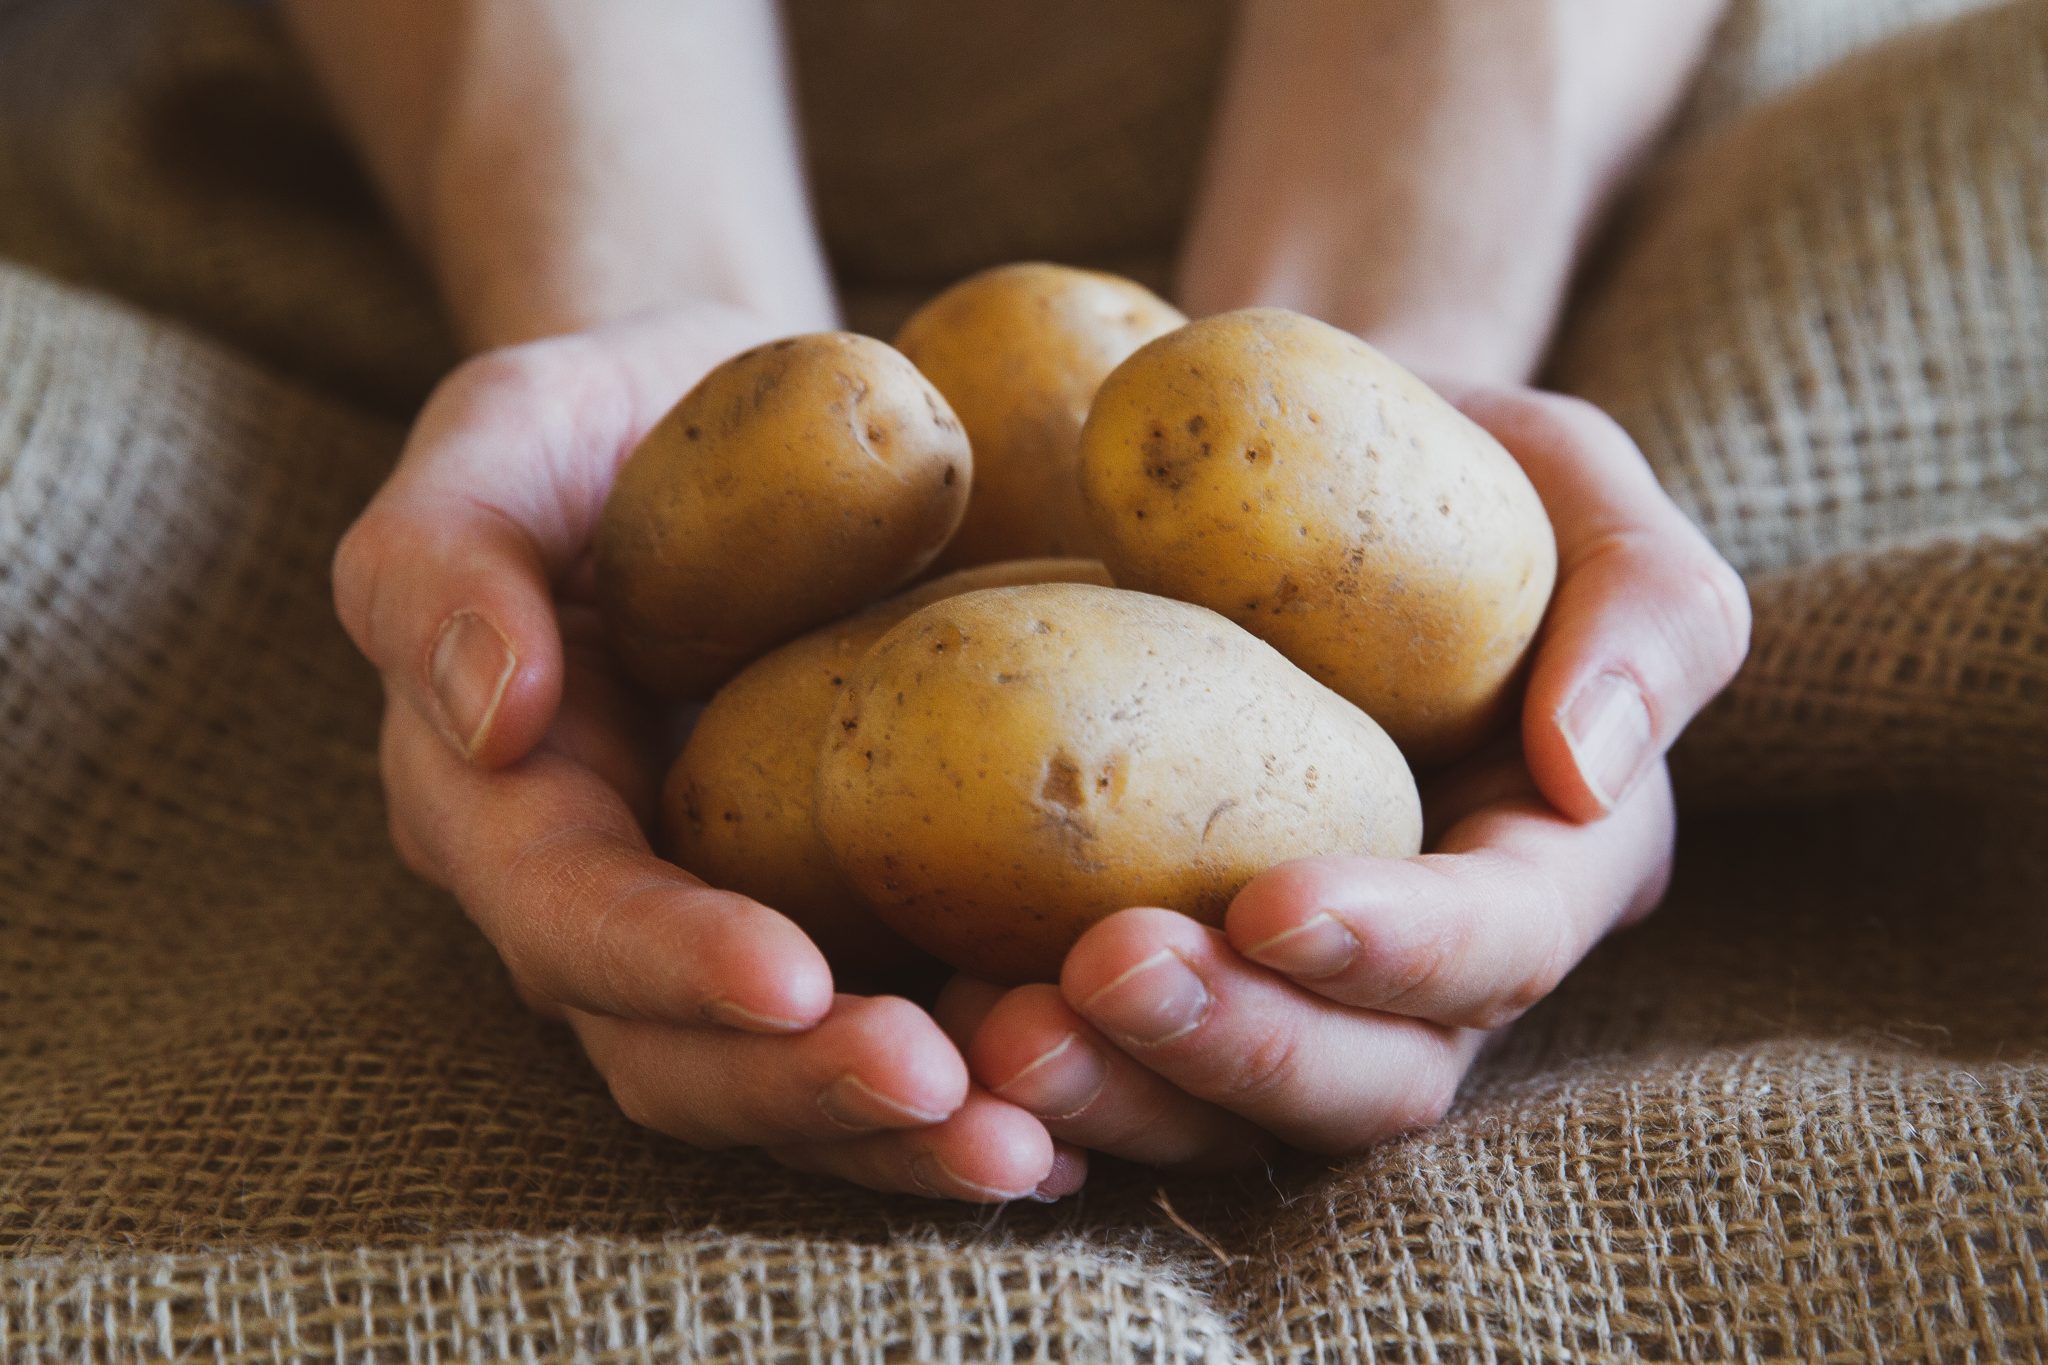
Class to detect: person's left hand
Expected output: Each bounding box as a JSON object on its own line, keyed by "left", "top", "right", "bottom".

{"left": 948, "top": 388, "right": 1751, "bottom": 1164}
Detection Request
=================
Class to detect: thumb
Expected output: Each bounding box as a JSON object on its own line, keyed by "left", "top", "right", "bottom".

{"left": 1461, "top": 390, "right": 1751, "bottom": 821}
{"left": 333, "top": 478, "right": 565, "bottom": 768}
{"left": 331, "top": 346, "right": 620, "bottom": 768}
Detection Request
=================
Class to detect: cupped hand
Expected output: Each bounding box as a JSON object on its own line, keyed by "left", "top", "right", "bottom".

{"left": 337, "top": 309, "right": 1076, "bottom": 1202}
{"left": 958, "top": 388, "right": 1751, "bottom": 1164}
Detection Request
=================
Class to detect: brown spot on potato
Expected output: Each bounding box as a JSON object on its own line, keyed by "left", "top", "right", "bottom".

{"left": 1040, "top": 754, "right": 1085, "bottom": 808}
{"left": 681, "top": 783, "right": 703, "bottom": 831}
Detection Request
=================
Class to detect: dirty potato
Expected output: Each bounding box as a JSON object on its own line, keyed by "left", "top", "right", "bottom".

{"left": 664, "top": 559, "right": 1112, "bottom": 983}
{"left": 896, "top": 263, "right": 1183, "bottom": 570}
{"left": 596, "top": 333, "right": 971, "bottom": 697}
{"left": 814, "top": 583, "right": 1422, "bottom": 983}
{"left": 1078, "top": 308, "right": 1556, "bottom": 764}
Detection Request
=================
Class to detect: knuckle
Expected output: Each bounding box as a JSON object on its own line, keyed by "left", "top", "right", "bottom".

{"left": 491, "top": 932, "right": 551, "bottom": 1006}
{"left": 1482, "top": 872, "right": 1574, "bottom": 1028}
{"left": 579, "top": 879, "right": 671, "bottom": 1014}
{"left": 1376, "top": 905, "right": 1473, "bottom": 1014}
{"left": 1690, "top": 555, "right": 1754, "bottom": 686}
{"left": 507, "top": 975, "right": 557, "bottom": 1020}
{"left": 434, "top": 335, "right": 610, "bottom": 445}
{"left": 848, "top": 994, "right": 937, "bottom": 1048}
{"left": 1215, "top": 1021, "right": 1304, "bottom": 1107}
{"left": 1384, "top": 1064, "right": 1462, "bottom": 1137}
{"left": 385, "top": 808, "right": 440, "bottom": 884}
{"left": 1501, "top": 389, "right": 1637, "bottom": 459}
{"left": 1524, "top": 389, "right": 1609, "bottom": 438}
{"left": 445, "top": 342, "right": 570, "bottom": 414}
{"left": 329, "top": 516, "right": 387, "bottom": 658}
{"left": 603, "top": 1066, "right": 724, "bottom": 1149}
{"left": 605, "top": 1072, "right": 662, "bottom": 1133}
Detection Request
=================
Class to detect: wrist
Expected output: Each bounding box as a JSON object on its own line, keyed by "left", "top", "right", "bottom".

{"left": 1176, "top": 0, "right": 1725, "bottom": 387}
{"left": 287, "top": 0, "right": 841, "bottom": 354}
{"left": 423, "top": 159, "right": 839, "bottom": 353}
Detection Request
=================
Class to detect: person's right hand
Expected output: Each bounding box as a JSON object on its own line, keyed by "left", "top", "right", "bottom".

{"left": 334, "top": 307, "right": 1080, "bottom": 1203}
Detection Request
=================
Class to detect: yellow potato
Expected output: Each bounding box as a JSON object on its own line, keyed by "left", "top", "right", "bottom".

{"left": 814, "top": 584, "right": 1422, "bottom": 984}
{"left": 1078, "top": 308, "right": 1556, "bottom": 764}
{"left": 596, "top": 332, "right": 971, "bottom": 698}
{"left": 664, "top": 559, "right": 1112, "bottom": 983}
{"left": 896, "top": 263, "right": 1184, "bottom": 570}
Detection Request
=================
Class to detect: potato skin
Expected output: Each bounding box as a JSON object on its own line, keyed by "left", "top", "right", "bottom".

{"left": 664, "top": 559, "right": 1112, "bottom": 983}
{"left": 814, "top": 584, "right": 1422, "bottom": 984}
{"left": 596, "top": 332, "right": 971, "bottom": 697}
{"left": 1078, "top": 308, "right": 1557, "bottom": 764}
{"left": 895, "top": 263, "right": 1184, "bottom": 571}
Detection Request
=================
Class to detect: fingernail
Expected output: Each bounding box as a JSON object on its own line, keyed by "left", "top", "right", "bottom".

{"left": 908, "top": 1152, "right": 1034, "bottom": 1203}
{"left": 1080, "top": 950, "right": 1211, "bottom": 1046}
{"left": 817, "top": 1074, "right": 949, "bottom": 1131}
{"left": 429, "top": 610, "right": 517, "bottom": 758}
{"left": 701, "top": 998, "right": 810, "bottom": 1034}
{"left": 1559, "top": 670, "right": 1654, "bottom": 811}
{"left": 991, "top": 1032, "right": 1108, "bottom": 1120}
{"left": 1244, "top": 913, "right": 1360, "bottom": 980}
{"left": 1031, "top": 1145, "right": 1088, "bottom": 1202}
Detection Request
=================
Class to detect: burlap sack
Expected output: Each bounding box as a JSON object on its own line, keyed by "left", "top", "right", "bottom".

{"left": 1, "top": 2, "right": 2041, "bottom": 1360}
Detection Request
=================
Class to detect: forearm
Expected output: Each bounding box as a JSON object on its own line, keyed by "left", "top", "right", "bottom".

{"left": 282, "top": 0, "right": 837, "bottom": 350}
{"left": 1179, "top": 0, "right": 1725, "bottom": 383}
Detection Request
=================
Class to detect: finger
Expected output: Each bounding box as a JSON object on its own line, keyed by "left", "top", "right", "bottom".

{"left": 1039, "top": 1141, "right": 1091, "bottom": 1201}
{"left": 767, "top": 1087, "right": 1064, "bottom": 1203}
{"left": 967, "top": 984, "right": 1267, "bottom": 1168}
{"left": 1229, "top": 762, "right": 1675, "bottom": 1028}
{"left": 384, "top": 699, "right": 833, "bottom": 1028}
{"left": 931, "top": 976, "right": 1008, "bottom": 1049}
{"left": 572, "top": 994, "right": 969, "bottom": 1148}
{"left": 1063, "top": 911, "right": 1487, "bottom": 1153}
{"left": 1461, "top": 389, "right": 1750, "bottom": 819}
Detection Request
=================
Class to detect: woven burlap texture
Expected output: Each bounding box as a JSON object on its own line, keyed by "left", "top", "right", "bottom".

{"left": 1, "top": 2, "right": 2043, "bottom": 1362}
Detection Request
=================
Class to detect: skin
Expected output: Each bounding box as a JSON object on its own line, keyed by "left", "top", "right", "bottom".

{"left": 1079, "top": 309, "right": 1557, "bottom": 764}
{"left": 294, "top": 0, "right": 1745, "bottom": 1201}
{"left": 595, "top": 332, "right": 970, "bottom": 697}
{"left": 894, "top": 264, "right": 1186, "bottom": 570}
{"left": 665, "top": 557, "right": 1112, "bottom": 986}
{"left": 815, "top": 585, "right": 1421, "bottom": 984}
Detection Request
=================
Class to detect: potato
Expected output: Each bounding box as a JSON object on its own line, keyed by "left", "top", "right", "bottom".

{"left": 814, "top": 584, "right": 1422, "bottom": 984}
{"left": 596, "top": 332, "right": 971, "bottom": 697}
{"left": 1078, "top": 308, "right": 1557, "bottom": 764}
{"left": 664, "top": 558, "right": 1113, "bottom": 982}
{"left": 895, "top": 263, "right": 1184, "bottom": 571}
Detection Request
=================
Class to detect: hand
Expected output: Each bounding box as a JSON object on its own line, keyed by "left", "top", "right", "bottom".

{"left": 955, "top": 388, "right": 1751, "bottom": 1163}
{"left": 337, "top": 309, "right": 1077, "bottom": 1201}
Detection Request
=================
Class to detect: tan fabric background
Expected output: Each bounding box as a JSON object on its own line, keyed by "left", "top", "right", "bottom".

{"left": 0, "top": 1, "right": 2042, "bottom": 1360}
